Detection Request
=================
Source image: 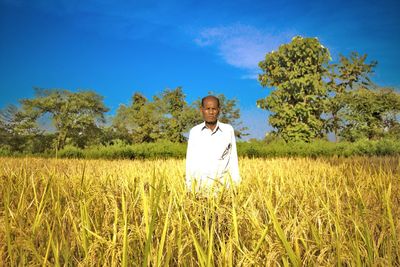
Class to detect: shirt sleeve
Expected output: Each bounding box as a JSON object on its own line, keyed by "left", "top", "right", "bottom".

{"left": 228, "top": 127, "right": 241, "bottom": 184}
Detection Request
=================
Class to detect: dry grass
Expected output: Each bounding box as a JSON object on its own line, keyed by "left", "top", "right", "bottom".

{"left": 1, "top": 156, "right": 399, "bottom": 266}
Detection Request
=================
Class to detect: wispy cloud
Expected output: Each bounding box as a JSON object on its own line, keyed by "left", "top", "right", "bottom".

{"left": 195, "top": 24, "right": 291, "bottom": 79}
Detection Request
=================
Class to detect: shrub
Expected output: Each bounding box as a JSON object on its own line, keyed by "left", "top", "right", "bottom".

{"left": 6, "top": 138, "right": 400, "bottom": 159}
{"left": 58, "top": 145, "right": 84, "bottom": 158}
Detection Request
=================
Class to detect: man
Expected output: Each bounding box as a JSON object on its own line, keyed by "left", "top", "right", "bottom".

{"left": 186, "top": 95, "right": 241, "bottom": 190}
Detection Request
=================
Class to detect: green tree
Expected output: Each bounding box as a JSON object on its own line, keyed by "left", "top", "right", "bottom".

{"left": 327, "top": 52, "right": 377, "bottom": 141}
{"left": 257, "top": 36, "right": 331, "bottom": 142}
{"left": 339, "top": 87, "right": 400, "bottom": 141}
{"left": 20, "top": 88, "right": 109, "bottom": 152}
{"left": 113, "top": 89, "right": 246, "bottom": 143}
{"left": 113, "top": 92, "right": 164, "bottom": 143}
{"left": 156, "top": 87, "right": 199, "bottom": 143}
{"left": 0, "top": 104, "right": 48, "bottom": 153}
{"left": 0, "top": 105, "right": 26, "bottom": 152}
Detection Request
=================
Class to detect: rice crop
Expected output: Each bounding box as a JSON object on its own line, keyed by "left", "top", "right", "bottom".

{"left": 1, "top": 156, "right": 399, "bottom": 266}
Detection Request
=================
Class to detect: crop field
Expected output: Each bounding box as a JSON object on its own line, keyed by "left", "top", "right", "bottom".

{"left": 1, "top": 156, "right": 399, "bottom": 266}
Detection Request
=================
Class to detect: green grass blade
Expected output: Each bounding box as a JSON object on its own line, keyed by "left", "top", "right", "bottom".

{"left": 265, "top": 199, "right": 301, "bottom": 267}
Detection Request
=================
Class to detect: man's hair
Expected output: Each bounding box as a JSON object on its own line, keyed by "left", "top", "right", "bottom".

{"left": 201, "top": 95, "right": 220, "bottom": 108}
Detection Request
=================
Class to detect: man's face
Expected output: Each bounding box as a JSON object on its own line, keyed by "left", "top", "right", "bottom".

{"left": 201, "top": 98, "right": 220, "bottom": 124}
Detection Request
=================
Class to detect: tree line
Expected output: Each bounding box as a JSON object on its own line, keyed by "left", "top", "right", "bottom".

{"left": 1, "top": 36, "right": 400, "bottom": 155}
{"left": 0, "top": 87, "right": 246, "bottom": 154}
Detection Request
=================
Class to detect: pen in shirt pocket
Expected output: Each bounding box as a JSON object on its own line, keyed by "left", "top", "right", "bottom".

{"left": 220, "top": 143, "right": 231, "bottom": 160}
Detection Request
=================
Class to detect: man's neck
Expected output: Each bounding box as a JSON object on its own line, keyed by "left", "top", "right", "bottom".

{"left": 205, "top": 121, "right": 218, "bottom": 131}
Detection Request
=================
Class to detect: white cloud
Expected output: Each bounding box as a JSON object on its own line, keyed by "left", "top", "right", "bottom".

{"left": 195, "top": 24, "right": 291, "bottom": 78}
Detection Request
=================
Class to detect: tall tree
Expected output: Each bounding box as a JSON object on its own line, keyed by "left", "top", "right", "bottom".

{"left": 257, "top": 36, "right": 331, "bottom": 142}
{"left": 156, "top": 87, "right": 199, "bottom": 143}
{"left": 327, "top": 52, "right": 377, "bottom": 141}
{"left": 20, "top": 88, "right": 109, "bottom": 151}
{"left": 0, "top": 104, "right": 47, "bottom": 152}
{"left": 113, "top": 92, "right": 164, "bottom": 143}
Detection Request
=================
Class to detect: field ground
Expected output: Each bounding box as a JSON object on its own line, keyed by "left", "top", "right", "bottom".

{"left": 1, "top": 156, "right": 399, "bottom": 266}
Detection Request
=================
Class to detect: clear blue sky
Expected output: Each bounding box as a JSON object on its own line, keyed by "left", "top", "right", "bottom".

{"left": 1, "top": 0, "right": 399, "bottom": 139}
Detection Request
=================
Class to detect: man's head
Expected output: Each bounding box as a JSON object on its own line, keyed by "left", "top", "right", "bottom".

{"left": 201, "top": 95, "right": 220, "bottom": 125}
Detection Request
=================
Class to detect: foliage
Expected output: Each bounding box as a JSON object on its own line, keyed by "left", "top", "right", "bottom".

{"left": 238, "top": 139, "right": 400, "bottom": 158}
{"left": 0, "top": 104, "right": 48, "bottom": 153}
{"left": 155, "top": 87, "right": 199, "bottom": 143}
{"left": 113, "top": 88, "right": 198, "bottom": 143}
{"left": 258, "top": 38, "right": 400, "bottom": 143}
{"left": 338, "top": 87, "right": 400, "bottom": 141}
{"left": 334, "top": 52, "right": 377, "bottom": 92}
{"left": 2, "top": 133, "right": 400, "bottom": 159}
{"left": 58, "top": 140, "right": 187, "bottom": 159}
{"left": 326, "top": 52, "right": 378, "bottom": 141}
{"left": 257, "top": 36, "right": 331, "bottom": 142}
{"left": 19, "top": 88, "right": 109, "bottom": 151}
{"left": 0, "top": 105, "right": 26, "bottom": 152}
{"left": 113, "top": 88, "right": 247, "bottom": 143}
{"left": 113, "top": 92, "right": 164, "bottom": 143}
{"left": 57, "top": 145, "right": 85, "bottom": 158}
{"left": 1, "top": 87, "right": 247, "bottom": 153}
{"left": 52, "top": 139, "right": 400, "bottom": 159}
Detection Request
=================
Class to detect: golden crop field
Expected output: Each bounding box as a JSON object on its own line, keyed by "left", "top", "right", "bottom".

{"left": 1, "top": 156, "right": 399, "bottom": 266}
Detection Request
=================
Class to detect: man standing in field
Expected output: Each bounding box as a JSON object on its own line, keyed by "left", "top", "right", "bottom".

{"left": 186, "top": 95, "right": 241, "bottom": 190}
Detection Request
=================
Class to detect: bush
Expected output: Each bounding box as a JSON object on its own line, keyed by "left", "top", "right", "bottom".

{"left": 58, "top": 145, "right": 84, "bottom": 158}
{"left": 9, "top": 138, "right": 400, "bottom": 160}
{"left": 59, "top": 141, "right": 188, "bottom": 160}
{"left": 0, "top": 146, "right": 12, "bottom": 157}
{"left": 237, "top": 138, "right": 400, "bottom": 158}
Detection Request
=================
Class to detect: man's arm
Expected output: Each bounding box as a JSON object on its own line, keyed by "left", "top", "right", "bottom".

{"left": 229, "top": 127, "right": 241, "bottom": 184}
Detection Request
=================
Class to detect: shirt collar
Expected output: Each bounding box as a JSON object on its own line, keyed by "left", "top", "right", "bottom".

{"left": 201, "top": 120, "right": 222, "bottom": 134}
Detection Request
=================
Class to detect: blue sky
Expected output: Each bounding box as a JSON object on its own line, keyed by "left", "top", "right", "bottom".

{"left": 1, "top": 0, "right": 399, "bottom": 139}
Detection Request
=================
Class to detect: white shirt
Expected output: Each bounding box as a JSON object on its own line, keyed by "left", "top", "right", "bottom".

{"left": 185, "top": 121, "right": 241, "bottom": 189}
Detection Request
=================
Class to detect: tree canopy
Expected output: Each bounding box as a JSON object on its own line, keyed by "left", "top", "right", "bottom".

{"left": 113, "top": 92, "right": 164, "bottom": 143}
{"left": 338, "top": 87, "right": 400, "bottom": 141}
{"left": 257, "top": 36, "right": 400, "bottom": 142}
{"left": 113, "top": 88, "right": 247, "bottom": 143}
{"left": 19, "top": 88, "right": 109, "bottom": 151}
{"left": 257, "top": 36, "right": 331, "bottom": 142}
